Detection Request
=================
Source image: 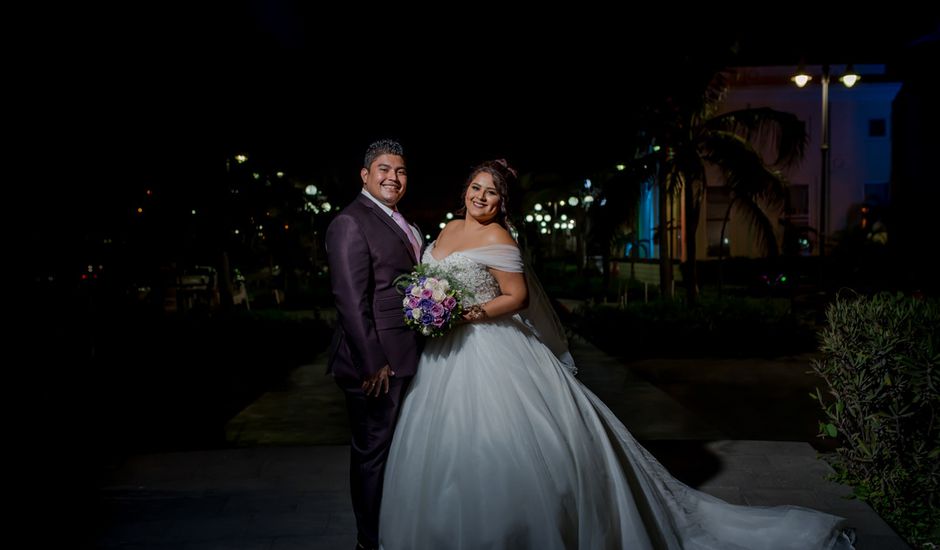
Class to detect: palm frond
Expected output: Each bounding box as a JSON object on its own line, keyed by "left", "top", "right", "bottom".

{"left": 706, "top": 108, "right": 807, "bottom": 167}
{"left": 734, "top": 195, "right": 781, "bottom": 257}
{"left": 700, "top": 131, "right": 789, "bottom": 207}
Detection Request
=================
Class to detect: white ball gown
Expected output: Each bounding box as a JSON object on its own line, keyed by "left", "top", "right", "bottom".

{"left": 379, "top": 243, "right": 853, "bottom": 550}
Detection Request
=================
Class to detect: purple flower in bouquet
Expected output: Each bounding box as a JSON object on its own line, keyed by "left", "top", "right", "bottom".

{"left": 396, "top": 266, "right": 468, "bottom": 337}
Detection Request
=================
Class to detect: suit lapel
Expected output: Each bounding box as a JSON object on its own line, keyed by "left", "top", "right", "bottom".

{"left": 357, "top": 194, "right": 418, "bottom": 264}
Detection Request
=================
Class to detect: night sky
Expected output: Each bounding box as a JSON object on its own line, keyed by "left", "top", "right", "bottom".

{"left": 22, "top": 5, "right": 938, "bottom": 262}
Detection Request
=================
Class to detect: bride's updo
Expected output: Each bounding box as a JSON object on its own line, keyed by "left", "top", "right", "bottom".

{"left": 456, "top": 159, "right": 518, "bottom": 229}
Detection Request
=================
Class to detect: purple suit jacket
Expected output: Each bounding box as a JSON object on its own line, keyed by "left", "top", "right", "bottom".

{"left": 325, "top": 194, "right": 423, "bottom": 381}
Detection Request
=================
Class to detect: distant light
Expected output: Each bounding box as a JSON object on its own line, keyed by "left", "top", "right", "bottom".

{"left": 560, "top": 214, "right": 568, "bottom": 221}
{"left": 87, "top": 265, "right": 93, "bottom": 272}
{"left": 615, "top": 164, "right": 626, "bottom": 171}
{"left": 839, "top": 73, "right": 862, "bottom": 88}
{"left": 305, "top": 185, "right": 319, "bottom": 196}
{"left": 191, "top": 209, "right": 197, "bottom": 215}
{"left": 136, "top": 207, "right": 143, "bottom": 214}
{"left": 540, "top": 221, "right": 547, "bottom": 227}
{"left": 600, "top": 199, "right": 607, "bottom": 206}
{"left": 652, "top": 145, "right": 661, "bottom": 152}
{"left": 235, "top": 154, "right": 248, "bottom": 164}
{"left": 584, "top": 179, "right": 592, "bottom": 189}
{"left": 252, "top": 173, "right": 261, "bottom": 180}
{"left": 543, "top": 214, "right": 551, "bottom": 222}
{"left": 535, "top": 214, "right": 543, "bottom": 222}
{"left": 445, "top": 212, "right": 454, "bottom": 219}
{"left": 322, "top": 202, "right": 331, "bottom": 212}
{"left": 439, "top": 222, "right": 446, "bottom": 229}
{"left": 145, "top": 189, "right": 152, "bottom": 196}
{"left": 425, "top": 234, "right": 432, "bottom": 240}
{"left": 540, "top": 227, "right": 548, "bottom": 234}
{"left": 722, "top": 237, "right": 730, "bottom": 244}
{"left": 553, "top": 222, "right": 560, "bottom": 228}
{"left": 791, "top": 74, "right": 811, "bottom": 88}
{"left": 284, "top": 224, "right": 289, "bottom": 230}
{"left": 568, "top": 197, "right": 579, "bottom": 206}
{"left": 525, "top": 215, "right": 534, "bottom": 222}
{"left": 583, "top": 195, "right": 594, "bottom": 204}
{"left": 276, "top": 171, "right": 285, "bottom": 178}
{"left": 234, "top": 229, "right": 240, "bottom": 235}
{"left": 534, "top": 203, "right": 542, "bottom": 211}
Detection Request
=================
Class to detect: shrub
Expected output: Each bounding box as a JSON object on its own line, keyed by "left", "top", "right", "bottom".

{"left": 812, "top": 292, "right": 940, "bottom": 546}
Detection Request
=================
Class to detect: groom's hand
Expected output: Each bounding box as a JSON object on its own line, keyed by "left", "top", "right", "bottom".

{"left": 362, "top": 365, "right": 395, "bottom": 397}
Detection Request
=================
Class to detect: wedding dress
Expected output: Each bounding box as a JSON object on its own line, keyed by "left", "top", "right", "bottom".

{"left": 379, "top": 243, "right": 853, "bottom": 550}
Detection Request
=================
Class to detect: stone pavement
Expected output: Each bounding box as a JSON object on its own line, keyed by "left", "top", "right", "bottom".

{"left": 93, "top": 338, "right": 909, "bottom": 549}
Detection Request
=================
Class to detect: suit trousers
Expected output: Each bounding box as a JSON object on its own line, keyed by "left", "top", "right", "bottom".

{"left": 339, "top": 376, "right": 411, "bottom": 546}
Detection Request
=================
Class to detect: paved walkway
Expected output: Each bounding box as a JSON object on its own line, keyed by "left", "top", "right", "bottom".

{"left": 94, "top": 338, "right": 909, "bottom": 549}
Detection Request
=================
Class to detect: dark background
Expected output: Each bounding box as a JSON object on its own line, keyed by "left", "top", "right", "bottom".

{"left": 13, "top": 6, "right": 938, "bottom": 301}
{"left": 20, "top": 6, "right": 938, "bottom": 221}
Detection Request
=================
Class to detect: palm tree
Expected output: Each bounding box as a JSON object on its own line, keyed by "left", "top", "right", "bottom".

{"left": 644, "top": 71, "right": 807, "bottom": 303}
{"left": 588, "top": 164, "right": 647, "bottom": 299}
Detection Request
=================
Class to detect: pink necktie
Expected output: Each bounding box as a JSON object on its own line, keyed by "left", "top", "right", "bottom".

{"left": 392, "top": 211, "right": 421, "bottom": 260}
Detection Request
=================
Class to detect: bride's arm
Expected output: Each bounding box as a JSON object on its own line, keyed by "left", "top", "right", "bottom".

{"left": 464, "top": 269, "right": 528, "bottom": 321}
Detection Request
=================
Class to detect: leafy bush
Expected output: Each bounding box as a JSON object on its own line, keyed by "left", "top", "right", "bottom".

{"left": 813, "top": 292, "right": 940, "bottom": 546}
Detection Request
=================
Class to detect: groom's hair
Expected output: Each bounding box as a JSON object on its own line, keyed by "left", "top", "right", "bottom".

{"left": 364, "top": 139, "right": 406, "bottom": 169}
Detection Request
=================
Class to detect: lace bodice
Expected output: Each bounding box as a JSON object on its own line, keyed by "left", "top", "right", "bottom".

{"left": 423, "top": 244, "right": 503, "bottom": 306}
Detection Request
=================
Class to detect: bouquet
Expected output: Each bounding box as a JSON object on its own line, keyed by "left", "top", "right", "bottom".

{"left": 396, "top": 265, "right": 466, "bottom": 337}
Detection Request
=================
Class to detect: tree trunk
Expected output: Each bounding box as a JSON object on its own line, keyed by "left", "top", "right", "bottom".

{"left": 684, "top": 181, "right": 702, "bottom": 305}
{"left": 602, "top": 252, "right": 612, "bottom": 303}
{"left": 658, "top": 174, "right": 673, "bottom": 299}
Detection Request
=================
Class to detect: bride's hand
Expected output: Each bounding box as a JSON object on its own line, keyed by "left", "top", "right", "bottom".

{"left": 462, "top": 304, "right": 488, "bottom": 323}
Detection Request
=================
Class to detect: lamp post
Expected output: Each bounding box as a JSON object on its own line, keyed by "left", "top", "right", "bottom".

{"left": 820, "top": 63, "right": 831, "bottom": 255}
{"left": 792, "top": 63, "right": 858, "bottom": 261}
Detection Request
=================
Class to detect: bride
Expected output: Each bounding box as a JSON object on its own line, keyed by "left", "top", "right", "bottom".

{"left": 379, "top": 160, "right": 853, "bottom": 549}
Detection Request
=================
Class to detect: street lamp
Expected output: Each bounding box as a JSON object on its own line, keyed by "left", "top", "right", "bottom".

{"left": 791, "top": 63, "right": 859, "bottom": 257}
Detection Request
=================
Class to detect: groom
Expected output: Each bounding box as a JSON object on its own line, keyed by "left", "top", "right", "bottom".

{"left": 325, "top": 139, "right": 423, "bottom": 550}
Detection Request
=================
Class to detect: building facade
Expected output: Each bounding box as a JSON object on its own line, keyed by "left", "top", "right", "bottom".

{"left": 702, "top": 65, "right": 900, "bottom": 259}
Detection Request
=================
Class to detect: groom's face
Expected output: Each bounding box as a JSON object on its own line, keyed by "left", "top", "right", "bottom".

{"left": 361, "top": 153, "right": 408, "bottom": 208}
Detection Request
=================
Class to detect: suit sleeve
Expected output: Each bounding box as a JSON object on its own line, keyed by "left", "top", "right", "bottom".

{"left": 326, "top": 215, "right": 389, "bottom": 377}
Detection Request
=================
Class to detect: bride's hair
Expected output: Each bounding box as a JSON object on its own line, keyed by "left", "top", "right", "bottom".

{"left": 456, "top": 159, "right": 517, "bottom": 230}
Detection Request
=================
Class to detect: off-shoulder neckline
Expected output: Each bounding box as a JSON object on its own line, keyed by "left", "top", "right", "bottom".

{"left": 427, "top": 240, "right": 518, "bottom": 262}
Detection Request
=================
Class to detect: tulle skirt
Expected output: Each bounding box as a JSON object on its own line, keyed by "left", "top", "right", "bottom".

{"left": 380, "top": 318, "right": 851, "bottom": 550}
